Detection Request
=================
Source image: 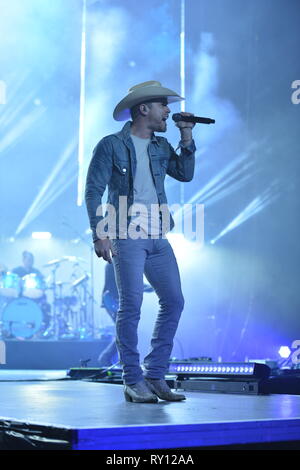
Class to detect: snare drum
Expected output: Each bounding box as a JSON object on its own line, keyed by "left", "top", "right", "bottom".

{"left": 1, "top": 297, "right": 43, "bottom": 339}
{"left": 22, "top": 273, "right": 45, "bottom": 299}
{"left": 0, "top": 272, "right": 20, "bottom": 298}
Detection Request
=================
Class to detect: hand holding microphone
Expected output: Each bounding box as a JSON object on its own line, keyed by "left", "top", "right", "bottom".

{"left": 173, "top": 112, "right": 196, "bottom": 147}
{"left": 173, "top": 112, "right": 195, "bottom": 129}
{"left": 172, "top": 112, "right": 215, "bottom": 146}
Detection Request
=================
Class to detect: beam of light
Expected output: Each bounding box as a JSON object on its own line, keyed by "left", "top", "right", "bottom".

{"left": 77, "top": 0, "right": 87, "bottom": 207}
{"left": 200, "top": 162, "right": 254, "bottom": 204}
{"left": 188, "top": 152, "right": 251, "bottom": 205}
{"left": 180, "top": 0, "right": 185, "bottom": 113}
{"left": 210, "top": 183, "right": 280, "bottom": 244}
{"left": 0, "top": 72, "right": 32, "bottom": 128}
{"left": 32, "top": 232, "right": 52, "bottom": 240}
{"left": 203, "top": 173, "right": 255, "bottom": 207}
{"left": 76, "top": 5, "right": 129, "bottom": 209}
{"left": 173, "top": 151, "right": 254, "bottom": 223}
{"left": 32, "top": 164, "right": 77, "bottom": 218}
{"left": 0, "top": 72, "right": 30, "bottom": 127}
{"left": 174, "top": 173, "right": 254, "bottom": 227}
{"left": 0, "top": 80, "right": 6, "bottom": 105}
{"left": 0, "top": 89, "right": 37, "bottom": 131}
{"left": 190, "top": 32, "right": 241, "bottom": 150}
{"left": 0, "top": 104, "right": 46, "bottom": 156}
{"left": 179, "top": 0, "right": 186, "bottom": 207}
{"left": 15, "top": 137, "right": 77, "bottom": 235}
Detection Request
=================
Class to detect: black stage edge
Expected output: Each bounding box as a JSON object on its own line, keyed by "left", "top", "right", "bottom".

{"left": 0, "top": 339, "right": 110, "bottom": 369}
{"left": 0, "top": 419, "right": 73, "bottom": 450}
{"left": 1, "top": 417, "right": 300, "bottom": 451}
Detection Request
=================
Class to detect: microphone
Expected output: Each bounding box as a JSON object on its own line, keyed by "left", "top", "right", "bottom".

{"left": 172, "top": 113, "right": 215, "bottom": 125}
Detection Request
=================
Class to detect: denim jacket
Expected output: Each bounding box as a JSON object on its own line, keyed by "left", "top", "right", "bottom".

{"left": 85, "top": 121, "right": 196, "bottom": 241}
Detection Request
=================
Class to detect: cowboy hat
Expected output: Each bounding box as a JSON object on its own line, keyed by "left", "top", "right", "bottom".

{"left": 113, "top": 80, "right": 184, "bottom": 121}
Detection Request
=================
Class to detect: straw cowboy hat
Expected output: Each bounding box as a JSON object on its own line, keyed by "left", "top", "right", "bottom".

{"left": 113, "top": 80, "right": 184, "bottom": 121}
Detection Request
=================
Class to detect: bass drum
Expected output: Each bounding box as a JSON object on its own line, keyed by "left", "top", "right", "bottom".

{"left": 1, "top": 297, "right": 43, "bottom": 339}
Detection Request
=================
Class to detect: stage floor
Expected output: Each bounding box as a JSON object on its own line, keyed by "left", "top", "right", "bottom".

{"left": 0, "top": 370, "right": 300, "bottom": 449}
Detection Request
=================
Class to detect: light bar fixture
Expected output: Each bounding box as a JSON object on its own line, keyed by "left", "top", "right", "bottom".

{"left": 168, "top": 362, "right": 270, "bottom": 380}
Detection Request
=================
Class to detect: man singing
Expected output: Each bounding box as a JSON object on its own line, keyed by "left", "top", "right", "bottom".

{"left": 85, "top": 81, "right": 196, "bottom": 403}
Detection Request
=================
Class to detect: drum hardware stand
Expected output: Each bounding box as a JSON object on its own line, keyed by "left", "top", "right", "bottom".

{"left": 56, "top": 281, "right": 70, "bottom": 339}
{"left": 63, "top": 312, "right": 77, "bottom": 340}
{"left": 57, "top": 288, "right": 77, "bottom": 340}
{"left": 62, "top": 219, "right": 96, "bottom": 338}
{"left": 50, "top": 263, "right": 60, "bottom": 339}
{"left": 71, "top": 275, "right": 93, "bottom": 339}
{"left": 42, "top": 261, "right": 62, "bottom": 340}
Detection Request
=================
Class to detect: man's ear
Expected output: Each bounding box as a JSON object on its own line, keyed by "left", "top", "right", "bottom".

{"left": 139, "top": 103, "right": 150, "bottom": 116}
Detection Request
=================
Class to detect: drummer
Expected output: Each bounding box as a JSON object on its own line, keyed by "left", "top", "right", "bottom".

{"left": 12, "top": 251, "right": 43, "bottom": 279}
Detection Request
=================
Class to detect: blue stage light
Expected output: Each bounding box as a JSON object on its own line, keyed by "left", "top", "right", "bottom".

{"left": 169, "top": 361, "right": 268, "bottom": 379}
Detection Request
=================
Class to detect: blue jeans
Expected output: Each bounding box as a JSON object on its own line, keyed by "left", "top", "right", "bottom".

{"left": 111, "top": 237, "right": 184, "bottom": 385}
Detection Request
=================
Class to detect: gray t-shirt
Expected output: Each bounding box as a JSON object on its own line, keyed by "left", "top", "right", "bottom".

{"left": 129, "top": 134, "right": 160, "bottom": 237}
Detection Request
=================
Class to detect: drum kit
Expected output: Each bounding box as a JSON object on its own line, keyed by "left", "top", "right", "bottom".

{"left": 0, "top": 256, "right": 95, "bottom": 341}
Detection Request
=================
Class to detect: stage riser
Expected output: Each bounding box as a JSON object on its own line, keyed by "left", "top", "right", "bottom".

{"left": 0, "top": 340, "right": 110, "bottom": 370}
{"left": 176, "top": 379, "right": 260, "bottom": 394}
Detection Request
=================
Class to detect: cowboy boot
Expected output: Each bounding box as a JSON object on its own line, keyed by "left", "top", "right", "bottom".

{"left": 124, "top": 379, "right": 158, "bottom": 403}
{"left": 145, "top": 378, "right": 186, "bottom": 401}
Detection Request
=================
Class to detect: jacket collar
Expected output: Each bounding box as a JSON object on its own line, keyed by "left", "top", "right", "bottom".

{"left": 114, "top": 121, "right": 158, "bottom": 145}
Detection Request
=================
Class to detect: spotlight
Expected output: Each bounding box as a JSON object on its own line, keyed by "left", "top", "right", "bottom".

{"left": 278, "top": 346, "right": 291, "bottom": 359}
{"left": 31, "top": 232, "right": 52, "bottom": 240}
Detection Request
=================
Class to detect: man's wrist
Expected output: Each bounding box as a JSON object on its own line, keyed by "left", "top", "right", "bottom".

{"left": 93, "top": 236, "right": 109, "bottom": 243}
{"left": 180, "top": 128, "right": 192, "bottom": 144}
{"left": 181, "top": 139, "right": 192, "bottom": 146}
{"left": 180, "top": 136, "right": 193, "bottom": 147}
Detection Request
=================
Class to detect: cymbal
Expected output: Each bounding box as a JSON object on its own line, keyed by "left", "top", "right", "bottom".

{"left": 62, "top": 256, "right": 87, "bottom": 264}
{"left": 45, "top": 280, "right": 72, "bottom": 290}
{"left": 43, "top": 256, "right": 87, "bottom": 267}
{"left": 72, "top": 274, "right": 90, "bottom": 288}
{"left": 55, "top": 280, "right": 72, "bottom": 286}
{"left": 43, "top": 258, "right": 67, "bottom": 267}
